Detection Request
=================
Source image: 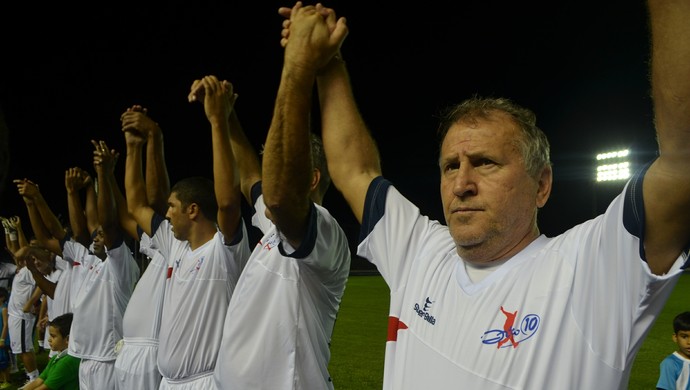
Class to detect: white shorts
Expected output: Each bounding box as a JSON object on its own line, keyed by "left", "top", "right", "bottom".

{"left": 159, "top": 371, "right": 215, "bottom": 390}
{"left": 115, "top": 339, "right": 162, "bottom": 390}
{"left": 8, "top": 315, "right": 35, "bottom": 354}
{"left": 79, "top": 359, "right": 116, "bottom": 390}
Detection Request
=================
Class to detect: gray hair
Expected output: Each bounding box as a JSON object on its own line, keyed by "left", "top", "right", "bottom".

{"left": 436, "top": 96, "right": 552, "bottom": 178}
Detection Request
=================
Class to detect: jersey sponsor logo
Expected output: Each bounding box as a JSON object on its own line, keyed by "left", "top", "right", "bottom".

{"left": 258, "top": 233, "right": 280, "bottom": 251}
{"left": 191, "top": 256, "right": 205, "bottom": 273}
{"left": 413, "top": 296, "right": 436, "bottom": 325}
{"left": 481, "top": 306, "right": 540, "bottom": 349}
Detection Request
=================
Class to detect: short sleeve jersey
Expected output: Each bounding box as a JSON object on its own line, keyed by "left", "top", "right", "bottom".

{"left": 214, "top": 189, "right": 351, "bottom": 390}
{"left": 153, "top": 217, "right": 251, "bottom": 380}
{"left": 68, "top": 242, "right": 140, "bottom": 361}
{"left": 7, "top": 266, "right": 35, "bottom": 321}
{"left": 121, "top": 231, "right": 169, "bottom": 340}
{"left": 45, "top": 268, "right": 62, "bottom": 321}
{"left": 60, "top": 239, "right": 97, "bottom": 310}
{"left": 357, "top": 172, "right": 689, "bottom": 390}
{"left": 657, "top": 352, "right": 690, "bottom": 390}
{"left": 51, "top": 257, "right": 73, "bottom": 319}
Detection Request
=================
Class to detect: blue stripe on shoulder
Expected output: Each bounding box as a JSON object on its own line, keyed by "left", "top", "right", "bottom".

{"left": 359, "top": 176, "right": 390, "bottom": 244}
{"left": 622, "top": 159, "right": 690, "bottom": 268}
{"left": 279, "top": 203, "right": 318, "bottom": 259}
{"left": 251, "top": 181, "right": 263, "bottom": 206}
{"left": 623, "top": 161, "right": 651, "bottom": 262}
{"left": 151, "top": 213, "right": 165, "bottom": 236}
{"left": 226, "top": 221, "right": 244, "bottom": 246}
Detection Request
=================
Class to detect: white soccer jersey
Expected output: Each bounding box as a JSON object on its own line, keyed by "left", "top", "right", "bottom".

{"left": 69, "top": 242, "right": 139, "bottom": 361}
{"left": 61, "top": 239, "right": 98, "bottom": 310}
{"left": 153, "top": 218, "right": 250, "bottom": 381}
{"left": 214, "top": 193, "right": 351, "bottom": 390}
{"left": 44, "top": 267, "right": 63, "bottom": 353}
{"left": 7, "top": 266, "right": 35, "bottom": 321}
{"left": 52, "top": 256, "right": 73, "bottom": 318}
{"left": 115, "top": 232, "right": 167, "bottom": 390}
{"left": 357, "top": 175, "right": 688, "bottom": 390}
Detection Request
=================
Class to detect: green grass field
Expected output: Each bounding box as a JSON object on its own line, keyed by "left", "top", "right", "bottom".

{"left": 328, "top": 272, "right": 690, "bottom": 389}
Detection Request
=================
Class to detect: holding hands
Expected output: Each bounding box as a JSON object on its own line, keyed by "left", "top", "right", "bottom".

{"left": 278, "top": 2, "right": 348, "bottom": 71}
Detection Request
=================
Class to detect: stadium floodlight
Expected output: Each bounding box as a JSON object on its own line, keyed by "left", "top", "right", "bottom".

{"left": 596, "top": 149, "right": 631, "bottom": 182}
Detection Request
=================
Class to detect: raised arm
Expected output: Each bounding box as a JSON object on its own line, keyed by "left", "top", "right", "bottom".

{"left": 278, "top": 3, "right": 378, "bottom": 224}
{"left": 82, "top": 169, "right": 99, "bottom": 235}
{"left": 313, "top": 9, "right": 381, "bottom": 224}
{"left": 2, "top": 217, "right": 19, "bottom": 254}
{"left": 10, "top": 216, "right": 29, "bottom": 249}
{"left": 123, "top": 125, "right": 155, "bottom": 237}
{"left": 92, "top": 139, "right": 123, "bottom": 248}
{"left": 261, "top": 3, "right": 345, "bottom": 246}
{"left": 120, "top": 105, "right": 171, "bottom": 215}
{"left": 642, "top": 0, "right": 690, "bottom": 275}
{"left": 64, "top": 167, "right": 91, "bottom": 246}
{"left": 229, "top": 110, "right": 262, "bottom": 206}
{"left": 14, "top": 179, "right": 64, "bottom": 255}
{"left": 190, "top": 76, "right": 242, "bottom": 239}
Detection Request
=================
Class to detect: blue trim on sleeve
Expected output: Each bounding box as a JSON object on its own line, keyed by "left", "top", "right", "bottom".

{"left": 623, "top": 160, "right": 690, "bottom": 269}
{"left": 278, "top": 203, "right": 318, "bottom": 259}
{"left": 151, "top": 213, "right": 165, "bottom": 236}
{"left": 623, "top": 161, "right": 651, "bottom": 263}
{"left": 251, "top": 181, "right": 263, "bottom": 206}
{"left": 136, "top": 225, "right": 144, "bottom": 240}
{"left": 358, "top": 176, "right": 390, "bottom": 244}
{"left": 226, "top": 220, "right": 244, "bottom": 246}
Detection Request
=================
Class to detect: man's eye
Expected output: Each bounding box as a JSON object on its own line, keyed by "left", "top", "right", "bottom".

{"left": 444, "top": 163, "right": 459, "bottom": 172}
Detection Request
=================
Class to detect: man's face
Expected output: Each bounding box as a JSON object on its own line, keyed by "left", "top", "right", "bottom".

{"left": 91, "top": 226, "right": 106, "bottom": 258}
{"left": 34, "top": 255, "right": 53, "bottom": 275}
{"left": 673, "top": 330, "right": 690, "bottom": 359}
{"left": 439, "top": 112, "right": 551, "bottom": 264}
{"left": 166, "top": 192, "right": 190, "bottom": 241}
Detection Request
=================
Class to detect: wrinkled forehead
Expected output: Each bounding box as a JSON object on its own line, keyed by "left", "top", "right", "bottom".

{"left": 441, "top": 114, "right": 521, "bottom": 149}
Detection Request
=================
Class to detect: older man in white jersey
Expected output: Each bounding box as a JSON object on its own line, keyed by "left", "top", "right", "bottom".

{"left": 277, "top": 2, "right": 690, "bottom": 389}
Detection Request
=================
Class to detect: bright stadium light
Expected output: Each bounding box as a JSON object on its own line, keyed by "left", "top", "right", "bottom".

{"left": 595, "top": 149, "right": 631, "bottom": 182}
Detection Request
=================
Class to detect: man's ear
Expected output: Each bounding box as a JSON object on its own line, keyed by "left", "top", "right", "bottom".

{"left": 188, "top": 203, "right": 200, "bottom": 220}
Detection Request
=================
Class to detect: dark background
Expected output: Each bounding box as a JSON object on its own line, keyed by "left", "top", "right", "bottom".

{"left": 0, "top": 1, "right": 658, "bottom": 267}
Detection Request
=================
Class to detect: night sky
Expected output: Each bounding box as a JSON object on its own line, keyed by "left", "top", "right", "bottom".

{"left": 0, "top": 0, "right": 658, "bottom": 255}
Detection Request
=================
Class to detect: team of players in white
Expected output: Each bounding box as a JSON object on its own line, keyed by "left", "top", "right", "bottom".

{"left": 8, "top": 0, "right": 690, "bottom": 389}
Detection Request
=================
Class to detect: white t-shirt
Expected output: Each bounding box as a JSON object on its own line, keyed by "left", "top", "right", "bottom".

{"left": 153, "top": 217, "right": 250, "bottom": 380}
{"left": 357, "top": 174, "right": 688, "bottom": 390}
{"left": 51, "top": 256, "right": 73, "bottom": 320}
{"left": 214, "top": 192, "right": 351, "bottom": 390}
{"left": 121, "top": 231, "right": 169, "bottom": 340}
{"left": 7, "top": 266, "right": 35, "bottom": 321}
{"left": 44, "top": 268, "right": 62, "bottom": 321}
{"left": 61, "top": 239, "right": 98, "bottom": 311}
{"left": 68, "top": 242, "right": 140, "bottom": 361}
